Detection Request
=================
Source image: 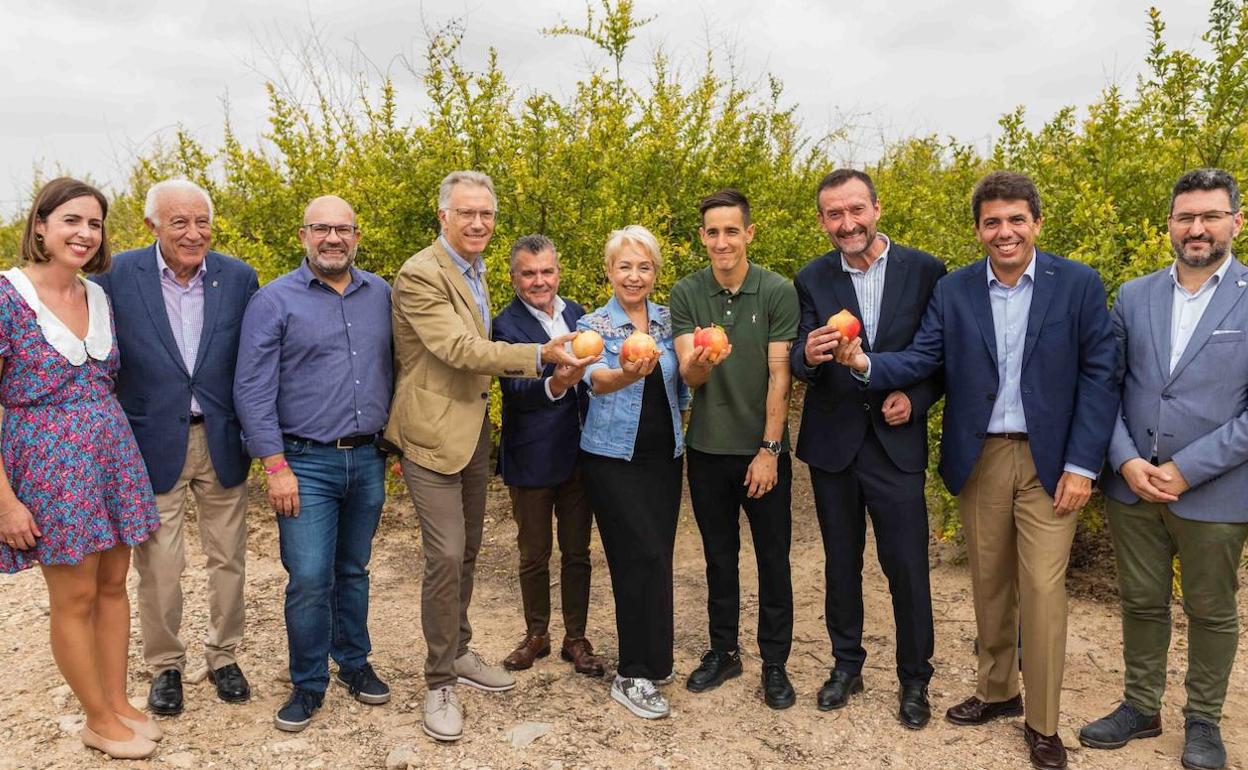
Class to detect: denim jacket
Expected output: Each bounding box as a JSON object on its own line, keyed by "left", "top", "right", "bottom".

{"left": 578, "top": 296, "right": 689, "bottom": 461}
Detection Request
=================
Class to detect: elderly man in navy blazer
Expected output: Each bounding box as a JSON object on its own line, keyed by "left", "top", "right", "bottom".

{"left": 1079, "top": 169, "right": 1248, "bottom": 770}
{"left": 491, "top": 235, "right": 602, "bottom": 677}
{"left": 93, "top": 179, "right": 259, "bottom": 716}
{"left": 831, "top": 171, "right": 1119, "bottom": 770}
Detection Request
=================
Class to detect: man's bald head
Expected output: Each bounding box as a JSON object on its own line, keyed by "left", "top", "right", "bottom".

{"left": 299, "top": 195, "right": 360, "bottom": 278}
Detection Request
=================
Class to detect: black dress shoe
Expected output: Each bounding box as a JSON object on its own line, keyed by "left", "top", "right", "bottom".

{"left": 1078, "top": 701, "right": 1162, "bottom": 749}
{"left": 945, "top": 693, "right": 1024, "bottom": 726}
{"left": 148, "top": 669, "right": 183, "bottom": 716}
{"left": 686, "top": 650, "right": 743, "bottom": 693}
{"left": 898, "top": 684, "right": 931, "bottom": 729}
{"left": 816, "top": 670, "right": 863, "bottom": 711}
{"left": 1024, "top": 723, "right": 1068, "bottom": 769}
{"left": 1182, "top": 717, "right": 1226, "bottom": 770}
{"left": 207, "top": 663, "right": 251, "bottom": 703}
{"left": 762, "top": 664, "right": 795, "bottom": 710}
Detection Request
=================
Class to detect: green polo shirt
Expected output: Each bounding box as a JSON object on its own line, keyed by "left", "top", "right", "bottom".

{"left": 669, "top": 262, "right": 799, "bottom": 455}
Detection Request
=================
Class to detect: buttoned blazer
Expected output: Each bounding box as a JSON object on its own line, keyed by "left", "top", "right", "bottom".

{"left": 866, "top": 250, "right": 1119, "bottom": 497}
{"left": 790, "top": 244, "right": 947, "bottom": 474}
{"left": 1102, "top": 258, "right": 1248, "bottom": 522}
{"left": 92, "top": 244, "right": 259, "bottom": 493}
{"left": 492, "top": 296, "right": 589, "bottom": 488}
{"left": 385, "top": 239, "right": 542, "bottom": 475}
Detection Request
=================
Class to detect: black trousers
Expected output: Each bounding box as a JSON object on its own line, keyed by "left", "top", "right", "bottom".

{"left": 580, "top": 450, "right": 682, "bottom": 680}
{"left": 687, "top": 448, "right": 794, "bottom": 665}
{"left": 809, "top": 428, "right": 934, "bottom": 686}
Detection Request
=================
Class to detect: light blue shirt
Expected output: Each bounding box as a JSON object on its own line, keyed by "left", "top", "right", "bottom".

{"left": 440, "top": 235, "right": 491, "bottom": 336}
{"left": 841, "top": 235, "right": 890, "bottom": 347}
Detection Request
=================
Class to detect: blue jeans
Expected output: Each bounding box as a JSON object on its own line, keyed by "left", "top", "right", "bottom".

{"left": 277, "top": 438, "right": 385, "bottom": 693}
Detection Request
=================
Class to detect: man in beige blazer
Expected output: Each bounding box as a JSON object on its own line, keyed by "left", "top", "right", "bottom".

{"left": 385, "top": 170, "right": 591, "bottom": 743}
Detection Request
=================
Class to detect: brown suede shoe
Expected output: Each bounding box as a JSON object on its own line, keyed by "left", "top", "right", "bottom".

{"left": 502, "top": 634, "right": 550, "bottom": 671}
{"left": 945, "top": 693, "right": 1024, "bottom": 725}
{"left": 561, "top": 637, "right": 606, "bottom": 677}
{"left": 1024, "top": 723, "right": 1068, "bottom": 769}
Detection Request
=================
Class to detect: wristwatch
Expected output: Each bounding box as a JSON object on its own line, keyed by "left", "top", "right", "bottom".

{"left": 760, "top": 440, "right": 782, "bottom": 456}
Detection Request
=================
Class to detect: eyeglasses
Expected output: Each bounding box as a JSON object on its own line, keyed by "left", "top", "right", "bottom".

{"left": 1169, "top": 210, "right": 1238, "bottom": 227}
{"left": 302, "top": 223, "right": 359, "bottom": 238}
{"left": 450, "top": 208, "right": 496, "bottom": 223}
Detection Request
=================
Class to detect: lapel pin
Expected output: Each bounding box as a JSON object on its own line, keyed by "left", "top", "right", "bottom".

{"left": 212, "top": 280, "right": 219, "bottom": 287}
{"left": 1237, "top": 280, "right": 1246, "bottom": 288}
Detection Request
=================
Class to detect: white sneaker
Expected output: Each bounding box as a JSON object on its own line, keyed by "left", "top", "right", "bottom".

{"left": 423, "top": 686, "right": 463, "bottom": 742}
{"left": 655, "top": 671, "right": 677, "bottom": 686}
{"left": 454, "top": 650, "right": 516, "bottom": 692}
{"left": 611, "top": 675, "right": 670, "bottom": 719}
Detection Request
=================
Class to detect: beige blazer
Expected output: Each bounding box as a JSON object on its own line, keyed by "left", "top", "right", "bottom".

{"left": 385, "top": 239, "right": 541, "bottom": 474}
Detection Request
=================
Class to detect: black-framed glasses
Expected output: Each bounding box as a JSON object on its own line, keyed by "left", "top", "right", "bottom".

{"left": 1169, "top": 210, "right": 1238, "bottom": 227}
{"left": 302, "top": 223, "right": 359, "bottom": 238}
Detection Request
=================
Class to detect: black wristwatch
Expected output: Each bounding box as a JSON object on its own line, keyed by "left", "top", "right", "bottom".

{"left": 760, "top": 440, "right": 782, "bottom": 456}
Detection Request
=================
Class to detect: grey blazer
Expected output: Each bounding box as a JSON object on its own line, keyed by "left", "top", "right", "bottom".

{"left": 1102, "top": 257, "right": 1248, "bottom": 522}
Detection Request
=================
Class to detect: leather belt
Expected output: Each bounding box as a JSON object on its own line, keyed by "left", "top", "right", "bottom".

{"left": 985, "top": 432, "right": 1028, "bottom": 441}
{"left": 189, "top": 414, "right": 205, "bottom": 424}
{"left": 284, "top": 433, "right": 378, "bottom": 449}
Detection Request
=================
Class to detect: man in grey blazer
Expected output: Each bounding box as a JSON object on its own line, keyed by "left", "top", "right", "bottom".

{"left": 1080, "top": 168, "right": 1247, "bottom": 770}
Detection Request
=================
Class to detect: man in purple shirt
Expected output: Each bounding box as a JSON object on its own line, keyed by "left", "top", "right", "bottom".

{"left": 234, "top": 195, "right": 394, "bottom": 733}
{"left": 95, "top": 179, "right": 259, "bottom": 717}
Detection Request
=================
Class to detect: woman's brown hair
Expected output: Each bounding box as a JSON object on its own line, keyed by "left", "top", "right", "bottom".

{"left": 20, "top": 177, "right": 112, "bottom": 274}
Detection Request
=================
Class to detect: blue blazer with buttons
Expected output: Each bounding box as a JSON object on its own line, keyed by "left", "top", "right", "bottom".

{"left": 93, "top": 244, "right": 259, "bottom": 494}
{"left": 492, "top": 295, "right": 589, "bottom": 488}
{"left": 865, "top": 250, "right": 1119, "bottom": 497}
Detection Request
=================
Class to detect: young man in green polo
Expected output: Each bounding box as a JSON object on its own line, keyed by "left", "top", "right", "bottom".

{"left": 670, "top": 188, "right": 800, "bottom": 709}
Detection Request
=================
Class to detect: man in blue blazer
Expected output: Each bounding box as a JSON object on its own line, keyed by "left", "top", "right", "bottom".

{"left": 831, "top": 172, "right": 1118, "bottom": 770}
{"left": 1080, "top": 169, "right": 1248, "bottom": 770}
{"left": 793, "top": 169, "right": 946, "bottom": 728}
{"left": 491, "top": 235, "right": 602, "bottom": 677}
{"left": 93, "top": 179, "right": 259, "bottom": 716}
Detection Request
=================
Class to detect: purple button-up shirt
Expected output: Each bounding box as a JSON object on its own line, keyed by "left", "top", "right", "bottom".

{"left": 156, "top": 244, "right": 207, "bottom": 415}
{"left": 234, "top": 260, "right": 393, "bottom": 458}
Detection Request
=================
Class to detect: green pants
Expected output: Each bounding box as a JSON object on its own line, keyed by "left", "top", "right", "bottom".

{"left": 1106, "top": 498, "right": 1248, "bottom": 723}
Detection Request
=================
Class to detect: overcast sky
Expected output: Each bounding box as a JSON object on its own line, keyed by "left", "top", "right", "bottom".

{"left": 0, "top": 0, "right": 1212, "bottom": 216}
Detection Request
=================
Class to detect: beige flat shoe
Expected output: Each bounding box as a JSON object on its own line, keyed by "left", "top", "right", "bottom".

{"left": 116, "top": 712, "right": 163, "bottom": 742}
{"left": 80, "top": 725, "right": 158, "bottom": 759}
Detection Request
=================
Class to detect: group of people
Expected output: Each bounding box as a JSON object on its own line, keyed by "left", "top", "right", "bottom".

{"left": 0, "top": 164, "right": 1243, "bottom": 770}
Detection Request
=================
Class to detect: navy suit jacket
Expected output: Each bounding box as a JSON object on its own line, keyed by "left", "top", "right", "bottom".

{"left": 866, "top": 251, "right": 1119, "bottom": 497}
{"left": 492, "top": 296, "right": 589, "bottom": 488}
{"left": 790, "top": 243, "right": 946, "bottom": 474}
{"left": 93, "top": 244, "right": 259, "bottom": 493}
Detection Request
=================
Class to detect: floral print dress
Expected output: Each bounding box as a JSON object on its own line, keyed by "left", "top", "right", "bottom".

{"left": 0, "top": 269, "right": 159, "bottom": 573}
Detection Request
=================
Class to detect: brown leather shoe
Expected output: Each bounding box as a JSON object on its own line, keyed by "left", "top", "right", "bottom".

{"left": 502, "top": 634, "right": 550, "bottom": 671}
{"left": 560, "top": 637, "right": 605, "bottom": 677}
{"left": 945, "top": 693, "right": 1024, "bottom": 725}
{"left": 1024, "top": 723, "right": 1068, "bottom": 769}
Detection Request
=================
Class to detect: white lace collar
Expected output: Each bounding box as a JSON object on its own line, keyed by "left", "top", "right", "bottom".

{"left": 3, "top": 268, "right": 112, "bottom": 365}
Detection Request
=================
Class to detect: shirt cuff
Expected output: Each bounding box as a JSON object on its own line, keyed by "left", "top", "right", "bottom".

{"left": 852, "top": 357, "right": 872, "bottom": 385}
{"left": 244, "top": 431, "right": 285, "bottom": 459}
{"left": 535, "top": 346, "right": 543, "bottom": 374}
{"left": 1063, "top": 463, "right": 1098, "bottom": 481}
{"left": 544, "top": 377, "right": 567, "bottom": 401}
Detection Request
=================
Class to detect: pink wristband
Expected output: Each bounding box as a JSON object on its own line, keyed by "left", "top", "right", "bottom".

{"left": 264, "top": 460, "right": 289, "bottom": 475}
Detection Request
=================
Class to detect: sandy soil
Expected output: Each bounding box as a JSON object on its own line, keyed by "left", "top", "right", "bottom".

{"left": 1, "top": 452, "right": 1245, "bottom": 770}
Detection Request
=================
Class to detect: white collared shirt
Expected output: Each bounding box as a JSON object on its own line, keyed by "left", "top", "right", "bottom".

{"left": 520, "top": 295, "right": 572, "bottom": 401}
{"left": 840, "top": 235, "right": 891, "bottom": 347}
{"left": 1169, "top": 255, "right": 1233, "bottom": 374}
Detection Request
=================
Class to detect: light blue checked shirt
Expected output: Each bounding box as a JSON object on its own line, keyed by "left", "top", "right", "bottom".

{"left": 841, "top": 235, "right": 891, "bottom": 347}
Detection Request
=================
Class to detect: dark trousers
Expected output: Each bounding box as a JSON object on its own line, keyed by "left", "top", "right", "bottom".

{"left": 687, "top": 448, "right": 794, "bottom": 665}
{"left": 809, "top": 428, "right": 934, "bottom": 686}
{"left": 509, "top": 468, "right": 593, "bottom": 639}
{"left": 581, "top": 450, "right": 681, "bottom": 680}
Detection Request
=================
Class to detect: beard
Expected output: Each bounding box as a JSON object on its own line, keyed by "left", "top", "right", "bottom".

{"left": 1172, "top": 235, "right": 1229, "bottom": 269}
{"left": 306, "top": 244, "right": 356, "bottom": 276}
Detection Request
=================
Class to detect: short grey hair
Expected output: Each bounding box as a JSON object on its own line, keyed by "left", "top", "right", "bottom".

{"left": 509, "top": 234, "right": 557, "bottom": 272}
{"left": 604, "top": 225, "right": 663, "bottom": 271}
{"left": 144, "top": 179, "right": 214, "bottom": 225}
{"left": 437, "top": 170, "right": 497, "bottom": 211}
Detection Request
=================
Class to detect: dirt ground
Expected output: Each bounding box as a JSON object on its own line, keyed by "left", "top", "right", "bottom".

{"left": 1, "top": 452, "right": 1246, "bottom": 770}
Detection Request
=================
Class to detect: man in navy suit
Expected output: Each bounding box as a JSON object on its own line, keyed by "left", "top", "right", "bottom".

{"left": 94, "top": 179, "right": 259, "bottom": 717}
{"left": 793, "top": 169, "right": 946, "bottom": 728}
{"left": 491, "top": 235, "right": 602, "bottom": 677}
{"left": 831, "top": 172, "right": 1118, "bottom": 770}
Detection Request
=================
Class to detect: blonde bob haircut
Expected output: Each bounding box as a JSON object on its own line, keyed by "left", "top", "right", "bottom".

{"left": 603, "top": 224, "right": 663, "bottom": 272}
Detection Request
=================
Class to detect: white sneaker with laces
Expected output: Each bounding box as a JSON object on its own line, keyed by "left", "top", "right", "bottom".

{"left": 611, "top": 675, "right": 670, "bottom": 719}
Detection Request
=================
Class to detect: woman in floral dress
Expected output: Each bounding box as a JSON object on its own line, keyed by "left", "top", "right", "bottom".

{"left": 0, "top": 178, "right": 162, "bottom": 759}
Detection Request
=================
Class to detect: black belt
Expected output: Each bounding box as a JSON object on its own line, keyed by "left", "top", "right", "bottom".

{"left": 189, "top": 414, "right": 205, "bottom": 424}
{"left": 985, "top": 432, "right": 1028, "bottom": 441}
{"left": 284, "top": 433, "right": 377, "bottom": 449}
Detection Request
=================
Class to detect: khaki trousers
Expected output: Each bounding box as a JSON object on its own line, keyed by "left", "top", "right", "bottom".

{"left": 957, "top": 438, "right": 1076, "bottom": 736}
{"left": 401, "top": 418, "right": 491, "bottom": 690}
{"left": 133, "top": 423, "right": 250, "bottom": 674}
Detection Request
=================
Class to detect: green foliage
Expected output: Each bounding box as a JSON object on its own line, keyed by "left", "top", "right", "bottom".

{"left": 4, "top": 0, "right": 1248, "bottom": 539}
